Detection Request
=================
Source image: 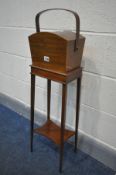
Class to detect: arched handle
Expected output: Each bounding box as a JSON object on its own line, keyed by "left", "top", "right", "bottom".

{"left": 35, "top": 8, "right": 80, "bottom": 50}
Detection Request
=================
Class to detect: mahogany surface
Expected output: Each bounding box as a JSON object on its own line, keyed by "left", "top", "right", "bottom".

{"left": 31, "top": 65, "right": 82, "bottom": 84}
{"left": 34, "top": 120, "right": 75, "bottom": 145}
{"left": 29, "top": 32, "right": 85, "bottom": 74}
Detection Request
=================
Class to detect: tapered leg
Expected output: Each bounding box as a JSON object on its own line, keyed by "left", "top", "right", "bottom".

{"left": 74, "top": 77, "right": 81, "bottom": 152}
{"left": 30, "top": 74, "right": 35, "bottom": 152}
{"left": 47, "top": 79, "right": 51, "bottom": 120}
{"left": 59, "top": 84, "right": 67, "bottom": 173}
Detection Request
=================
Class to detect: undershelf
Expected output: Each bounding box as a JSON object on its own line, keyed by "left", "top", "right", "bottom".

{"left": 34, "top": 120, "right": 75, "bottom": 145}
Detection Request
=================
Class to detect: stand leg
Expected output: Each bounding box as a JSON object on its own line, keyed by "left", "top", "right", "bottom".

{"left": 74, "top": 77, "right": 81, "bottom": 152}
{"left": 59, "top": 84, "right": 67, "bottom": 173}
{"left": 30, "top": 74, "right": 35, "bottom": 152}
{"left": 47, "top": 79, "right": 51, "bottom": 120}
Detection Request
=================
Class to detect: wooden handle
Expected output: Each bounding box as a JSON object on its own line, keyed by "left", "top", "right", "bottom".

{"left": 35, "top": 8, "right": 80, "bottom": 50}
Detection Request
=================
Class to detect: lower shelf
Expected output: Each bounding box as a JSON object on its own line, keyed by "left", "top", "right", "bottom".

{"left": 34, "top": 120, "right": 75, "bottom": 145}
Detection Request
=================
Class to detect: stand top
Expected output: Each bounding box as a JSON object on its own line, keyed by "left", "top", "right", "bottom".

{"left": 31, "top": 65, "right": 82, "bottom": 84}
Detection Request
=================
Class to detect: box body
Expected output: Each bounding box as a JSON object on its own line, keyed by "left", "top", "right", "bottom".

{"left": 29, "top": 32, "right": 85, "bottom": 74}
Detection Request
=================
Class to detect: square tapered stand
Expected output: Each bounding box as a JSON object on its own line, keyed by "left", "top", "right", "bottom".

{"left": 30, "top": 65, "right": 82, "bottom": 173}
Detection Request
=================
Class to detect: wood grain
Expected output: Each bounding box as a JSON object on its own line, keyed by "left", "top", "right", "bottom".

{"left": 34, "top": 120, "right": 75, "bottom": 145}
{"left": 29, "top": 32, "right": 85, "bottom": 74}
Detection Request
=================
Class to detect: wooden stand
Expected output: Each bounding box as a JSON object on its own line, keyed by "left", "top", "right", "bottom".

{"left": 30, "top": 65, "right": 82, "bottom": 172}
